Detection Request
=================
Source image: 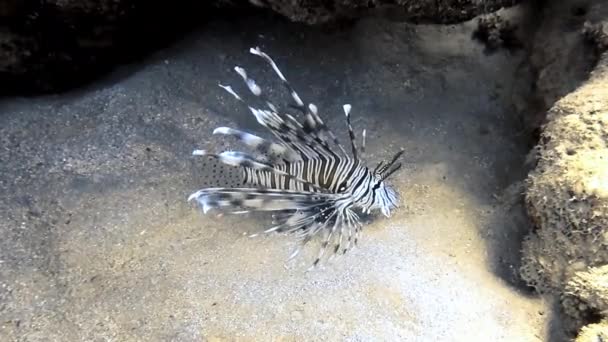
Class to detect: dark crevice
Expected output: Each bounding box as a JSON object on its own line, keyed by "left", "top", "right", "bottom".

{"left": 0, "top": 2, "right": 255, "bottom": 97}
{"left": 0, "top": 1, "right": 529, "bottom": 97}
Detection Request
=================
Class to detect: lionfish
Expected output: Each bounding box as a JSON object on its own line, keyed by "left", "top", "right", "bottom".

{"left": 188, "top": 47, "right": 403, "bottom": 266}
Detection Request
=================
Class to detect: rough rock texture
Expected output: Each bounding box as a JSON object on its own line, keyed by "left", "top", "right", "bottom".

{"left": 575, "top": 320, "right": 608, "bottom": 342}
{"left": 521, "top": 48, "right": 608, "bottom": 298}
{"left": 255, "top": 0, "right": 520, "bottom": 25}
{"left": 472, "top": 12, "right": 523, "bottom": 54}
{"left": 527, "top": 1, "right": 603, "bottom": 109}
{"left": 563, "top": 265, "right": 608, "bottom": 327}
{"left": 0, "top": 0, "right": 520, "bottom": 94}
{"left": 583, "top": 21, "right": 608, "bottom": 54}
{"left": 0, "top": 0, "right": 225, "bottom": 94}
{"left": 520, "top": 0, "right": 608, "bottom": 336}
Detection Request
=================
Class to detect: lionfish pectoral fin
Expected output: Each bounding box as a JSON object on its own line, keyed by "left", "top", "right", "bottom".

{"left": 283, "top": 206, "right": 362, "bottom": 269}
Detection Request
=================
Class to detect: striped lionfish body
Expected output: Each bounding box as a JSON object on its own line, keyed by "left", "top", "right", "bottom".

{"left": 189, "top": 47, "right": 404, "bottom": 266}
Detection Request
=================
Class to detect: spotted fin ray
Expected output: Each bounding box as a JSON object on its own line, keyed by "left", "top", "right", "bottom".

{"left": 212, "top": 126, "right": 299, "bottom": 162}
{"left": 219, "top": 47, "right": 347, "bottom": 161}
{"left": 249, "top": 47, "right": 347, "bottom": 157}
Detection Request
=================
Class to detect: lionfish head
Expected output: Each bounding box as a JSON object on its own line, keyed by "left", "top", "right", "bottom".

{"left": 371, "top": 149, "right": 404, "bottom": 217}
{"left": 372, "top": 179, "right": 399, "bottom": 217}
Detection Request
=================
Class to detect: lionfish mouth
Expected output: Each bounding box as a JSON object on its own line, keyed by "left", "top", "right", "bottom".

{"left": 188, "top": 46, "right": 404, "bottom": 267}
